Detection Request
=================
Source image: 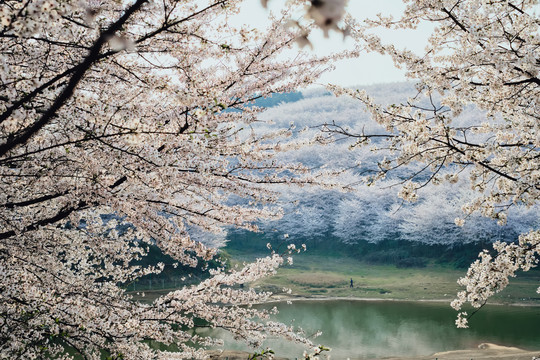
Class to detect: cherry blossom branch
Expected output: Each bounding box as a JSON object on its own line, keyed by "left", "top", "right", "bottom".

{"left": 0, "top": 0, "right": 148, "bottom": 157}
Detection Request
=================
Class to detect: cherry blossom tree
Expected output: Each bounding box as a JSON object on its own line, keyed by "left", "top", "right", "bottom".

{"left": 0, "top": 0, "right": 351, "bottom": 358}
{"left": 319, "top": 0, "right": 539, "bottom": 327}
{"left": 254, "top": 90, "right": 537, "bottom": 247}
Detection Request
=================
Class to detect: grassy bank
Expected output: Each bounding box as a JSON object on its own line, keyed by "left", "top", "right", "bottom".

{"left": 228, "top": 250, "right": 540, "bottom": 305}
{"left": 131, "top": 249, "right": 540, "bottom": 306}
{"left": 127, "top": 230, "right": 540, "bottom": 305}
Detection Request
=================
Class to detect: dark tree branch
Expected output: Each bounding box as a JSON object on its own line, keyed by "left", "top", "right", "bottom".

{"left": 0, "top": 0, "right": 148, "bottom": 158}
{"left": 1, "top": 191, "right": 68, "bottom": 209}
{"left": 0, "top": 200, "right": 88, "bottom": 240}
{"left": 504, "top": 77, "right": 540, "bottom": 86}
{"left": 441, "top": 8, "right": 469, "bottom": 33}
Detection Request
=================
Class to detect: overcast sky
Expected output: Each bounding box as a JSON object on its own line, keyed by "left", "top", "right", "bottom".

{"left": 236, "top": 1, "right": 432, "bottom": 87}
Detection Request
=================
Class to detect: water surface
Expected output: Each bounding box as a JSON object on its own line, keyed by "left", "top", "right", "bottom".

{"left": 198, "top": 299, "right": 540, "bottom": 359}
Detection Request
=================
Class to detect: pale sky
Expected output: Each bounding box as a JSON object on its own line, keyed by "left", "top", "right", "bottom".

{"left": 236, "top": 1, "right": 432, "bottom": 87}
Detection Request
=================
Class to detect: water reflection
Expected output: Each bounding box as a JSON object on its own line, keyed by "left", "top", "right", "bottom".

{"left": 197, "top": 300, "right": 540, "bottom": 359}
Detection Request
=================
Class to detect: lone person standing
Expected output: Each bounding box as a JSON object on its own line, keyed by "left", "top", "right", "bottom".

{"left": 350, "top": 278, "right": 353, "bottom": 288}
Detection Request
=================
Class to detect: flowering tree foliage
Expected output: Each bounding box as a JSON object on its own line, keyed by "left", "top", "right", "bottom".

{"left": 251, "top": 90, "right": 537, "bottom": 247}
{"left": 321, "top": 0, "right": 540, "bottom": 327}
{"left": 0, "top": 0, "right": 349, "bottom": 358}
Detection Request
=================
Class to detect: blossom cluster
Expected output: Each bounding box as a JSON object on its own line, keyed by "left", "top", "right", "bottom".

{"left": 451, "top": 230, "right": 539, "bottom": 328}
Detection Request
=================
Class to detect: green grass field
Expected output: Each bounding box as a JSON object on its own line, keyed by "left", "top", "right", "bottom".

{"left": 132, "top": 249, "right": 540, "bottom": 306}
{"left": 227, "top": 251, "right": 540, "bottom": 305}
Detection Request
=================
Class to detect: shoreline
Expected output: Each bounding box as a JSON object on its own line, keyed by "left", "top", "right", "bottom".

{"left": 263, "top": 294, "right": 540, "bottom": 308}
{"left": 379, "top": 343, "right": 540, "bottom": 360}
{"left": 130, "top": 288, "right": 540, "bottom": 308}
{"left": 208, "top": 343, "right": 540, "bottom": 360}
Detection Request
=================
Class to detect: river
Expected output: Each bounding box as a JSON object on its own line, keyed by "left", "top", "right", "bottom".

{"left": 197, "top": 299, "right": 540, "bottom": 359}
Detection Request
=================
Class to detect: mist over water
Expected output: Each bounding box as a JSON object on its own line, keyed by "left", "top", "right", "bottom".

{"left": 197, "top": 300, "right": 540, "bottom": 359}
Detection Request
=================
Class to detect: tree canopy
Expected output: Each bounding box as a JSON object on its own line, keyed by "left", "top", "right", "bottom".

{"left": 0, "top": 0, "right": 350, "bottom": 358}
{"left": 1, "top": 0, "right": 539, "bottom": 358}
